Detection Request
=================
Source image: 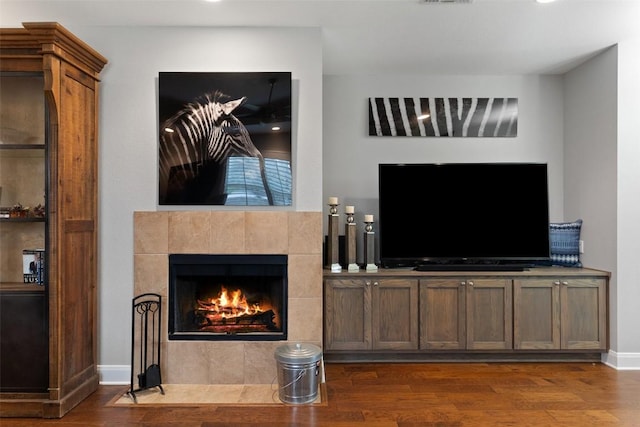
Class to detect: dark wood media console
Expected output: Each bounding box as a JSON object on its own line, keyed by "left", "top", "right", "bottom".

{"left": 323, "top": 266, "right": 609, "bottom": 362}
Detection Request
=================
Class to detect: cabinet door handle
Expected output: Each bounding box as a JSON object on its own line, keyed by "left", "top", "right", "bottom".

{"left": 561, "top": 281, "right": 569, "bottom": 286}
{"left": 554, "top": 281, "right": 561, "bottom": 286}
{"left": 460, "top": 281, "right": 466, "bottom": 286}
{"left": 365, "top": 281, "right": 371, "bottom": 287}
{"left": 373, "top": 281, "right": 379, "bottom": 287}
{"left": 468, "top": 281, "right": 474, "bottom": 287}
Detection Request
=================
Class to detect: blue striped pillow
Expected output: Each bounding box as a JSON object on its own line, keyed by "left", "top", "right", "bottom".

{"left": 549, "top": 219, "right": 582, "bottom": 267}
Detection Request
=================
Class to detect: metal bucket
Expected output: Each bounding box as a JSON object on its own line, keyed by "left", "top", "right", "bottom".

{"left": 274, "top": 343, "right": 322, "bottom": 404}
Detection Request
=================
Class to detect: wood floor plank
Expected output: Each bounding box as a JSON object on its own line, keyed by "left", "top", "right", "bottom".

{"left": 2, "top": 362, "right": 640, "bottom": 426}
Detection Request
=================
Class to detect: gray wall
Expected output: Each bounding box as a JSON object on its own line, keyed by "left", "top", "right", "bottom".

{"left": 563, "top": 47, "right": 619, "bottom": 355}
{"left": 1, "top": 20, "right": 639, "bottom": 377}
{"left": 563, "top": 42, "right": 640, "bottom": 366}
{"left": 614, "top": 39, "right": 640, "bottom": 362}
{"left": 67, "top": 26, "right": 324, "bottom": 378}
{"left": 323, "top": 74, "right": 565, "bottom": 262}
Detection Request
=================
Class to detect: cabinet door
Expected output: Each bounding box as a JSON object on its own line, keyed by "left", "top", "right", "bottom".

{"left": 0, "top": 73, "right": 47, "bottom": 287}
{"left": 513, "top": 279, "right": 561, "bottom": 349}
{"left": 466, "top": 279, "right": 512, "bottom": 350}
{"left": 324, "top": 278, "right": 371, "bottom": 350}
{"left": 371, "top": 278, "right": 418, "bottom": 350}
{"left": 420, "top": 279, "right": 466, "bottom": 350}
{"left": 560, "top": 278, "right": 608, "bottom": 350}
{"left": 0, "top": 291, "right": 48, "bottom": 391}
{"left": 0, "top": 72, "right": 48, "bottom": 394}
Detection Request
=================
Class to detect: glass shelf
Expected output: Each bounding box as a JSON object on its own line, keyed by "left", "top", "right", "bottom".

{"left": 0, "top": 282, "right": 45, "bottom": 292}
{"left": 0, "top": 144, "right": 46, "bottom": 150}
{"left": 0, "top": 217, "right": 46, "bottom": 222}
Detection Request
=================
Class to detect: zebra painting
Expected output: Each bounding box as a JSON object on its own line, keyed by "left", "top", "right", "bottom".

{"left": 159, "top": 90, "right": 276, "bottom": 205}
{"left": 158, "top": 71, "right": 292, "bottom": 206}
{"left": 369, "top": 97, "right": 518, "bottom": 137}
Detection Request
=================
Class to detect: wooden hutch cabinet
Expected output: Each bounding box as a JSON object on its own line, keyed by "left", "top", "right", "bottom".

{"left": 0, "top": 22, "right": 107, "bottom": 418}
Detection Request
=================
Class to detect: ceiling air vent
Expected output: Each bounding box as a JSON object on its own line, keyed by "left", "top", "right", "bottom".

{"left": 422, "top": 0, "right": 474, "bottom": 3}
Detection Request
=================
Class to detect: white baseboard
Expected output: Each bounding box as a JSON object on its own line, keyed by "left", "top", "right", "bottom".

{"left": 602, "top": 350, "right": 640, "bottom": 370}
{"left": 99, "top": 352, "right": 640, "bottom": 384}
{"left": 98, "top": 365, "right": 130, "bottom": 385}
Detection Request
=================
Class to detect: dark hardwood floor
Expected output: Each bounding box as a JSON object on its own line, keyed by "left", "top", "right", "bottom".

{"left": 3, "top": 362, "right": 640, "bottom": 426}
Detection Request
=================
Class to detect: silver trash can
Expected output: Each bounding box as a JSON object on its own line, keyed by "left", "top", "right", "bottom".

{"left": 274, "top": 343, "right": 322, "bottom": 404}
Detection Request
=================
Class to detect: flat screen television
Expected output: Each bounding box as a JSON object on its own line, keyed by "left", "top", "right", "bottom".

{"left": 378, "top": 162, "right": 551, "bottom": 270}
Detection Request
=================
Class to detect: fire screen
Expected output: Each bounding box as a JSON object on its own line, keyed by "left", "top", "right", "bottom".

{"left": 168, "top": 254, "right": 287, "bottom": 341}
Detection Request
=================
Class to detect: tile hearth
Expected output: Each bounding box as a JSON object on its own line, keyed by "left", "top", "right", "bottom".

{"left": 108, "top": 383, "right": 327, "bottom": 406}
{"left": 133, "top": 211, "right": 323, "bottom": 385}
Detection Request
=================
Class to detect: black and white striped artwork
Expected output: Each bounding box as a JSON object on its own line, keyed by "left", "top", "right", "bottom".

{"left": 368, "top": 97, "right": 518, "bottom": 137}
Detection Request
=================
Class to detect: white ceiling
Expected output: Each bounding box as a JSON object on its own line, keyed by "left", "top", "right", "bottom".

{"left": 1, "top": 0, "right": 639, "bottom": 75}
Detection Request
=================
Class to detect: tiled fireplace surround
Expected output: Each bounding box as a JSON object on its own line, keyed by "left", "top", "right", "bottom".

{"left": 133, "top": 211, "right": 323, "bottom": 384}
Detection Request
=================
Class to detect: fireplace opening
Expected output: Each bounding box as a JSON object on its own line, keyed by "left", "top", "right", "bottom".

{"left": 168, "top": 254, "right": 287, "bottom": 341}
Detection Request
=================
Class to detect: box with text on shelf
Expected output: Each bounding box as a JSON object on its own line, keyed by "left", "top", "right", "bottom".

{"left": 22, "top": 248, "right": 44, "bottom": 285}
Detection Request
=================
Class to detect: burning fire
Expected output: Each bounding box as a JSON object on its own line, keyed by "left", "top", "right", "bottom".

{"left": 195, "top": 286, "right": 279, "bottom": 331}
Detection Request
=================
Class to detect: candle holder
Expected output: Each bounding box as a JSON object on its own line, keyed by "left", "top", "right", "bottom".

{"left": 363, "top": 219, "right": 378, "bottom": 272}
{"left": 345, "top": 212, "right": 359, "bottom": 272}
{"left": 327, "top": 202, "right": 342, "bottom": 273}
